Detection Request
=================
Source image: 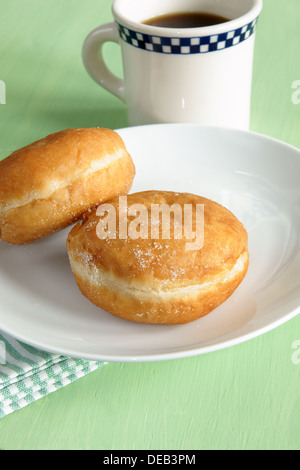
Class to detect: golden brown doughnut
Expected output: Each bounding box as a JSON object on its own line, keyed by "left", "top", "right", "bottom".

{"left": 66, "top": 190, "right": 249, "bottom": 325}
{"left": 0, "top": 128, "right": 135, "bottom": 244}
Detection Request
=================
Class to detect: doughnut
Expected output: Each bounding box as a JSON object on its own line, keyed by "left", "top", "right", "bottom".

{"left": 0, "top": 128, "right": 135, "bottom": 244}
{"left": 66, "top": 190, "right": 249, "bottom": 325}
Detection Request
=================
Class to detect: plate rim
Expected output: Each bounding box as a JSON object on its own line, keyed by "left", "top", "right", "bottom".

{"left": 1, "top": 305, "right": 299, "bottom": 363}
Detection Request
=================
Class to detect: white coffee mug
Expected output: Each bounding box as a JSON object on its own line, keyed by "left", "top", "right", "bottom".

{"left": 82, "top": 0, "right": 263, "bottom": 129}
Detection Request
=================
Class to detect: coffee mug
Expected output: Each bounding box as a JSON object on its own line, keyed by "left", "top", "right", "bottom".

{"left": 82, "top": 0, "right": 263, "bottom": 129}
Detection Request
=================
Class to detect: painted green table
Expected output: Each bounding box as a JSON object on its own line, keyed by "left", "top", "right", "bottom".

{"left": 0, "top": 0, "right": 299, "bottom": 450}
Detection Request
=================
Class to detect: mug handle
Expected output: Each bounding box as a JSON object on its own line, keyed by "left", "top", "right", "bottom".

{"left": 82, "top": 22, "right": 126, "bottom": 102}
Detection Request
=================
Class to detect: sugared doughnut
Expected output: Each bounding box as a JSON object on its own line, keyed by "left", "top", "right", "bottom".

{"left": 66, "top": 190, "right": 249, "bottom": 325}
{"left": 0, "top": 128, "right": 135, "bottom": 244}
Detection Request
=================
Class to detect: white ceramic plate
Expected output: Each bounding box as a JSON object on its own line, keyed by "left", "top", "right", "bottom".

{"left": 0, "top": 124, "right": 299, "bottom": 362}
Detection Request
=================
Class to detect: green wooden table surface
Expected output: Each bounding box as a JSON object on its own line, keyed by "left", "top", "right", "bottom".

{"left": 0, "top": 0, "right": 299, "bottom": 450}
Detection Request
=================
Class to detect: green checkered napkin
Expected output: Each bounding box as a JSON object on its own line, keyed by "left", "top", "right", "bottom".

{"left": 0, "top": 332, "right": 105, "bottom": 418}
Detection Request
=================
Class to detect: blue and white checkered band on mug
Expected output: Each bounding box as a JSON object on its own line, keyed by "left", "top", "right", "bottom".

{"left": 116, "top": 18, "right": 258, "bottom": 54}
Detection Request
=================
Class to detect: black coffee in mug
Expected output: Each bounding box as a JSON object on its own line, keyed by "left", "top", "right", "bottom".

{"left": 143, "top": 12, "right": 230, "bottom": 28}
